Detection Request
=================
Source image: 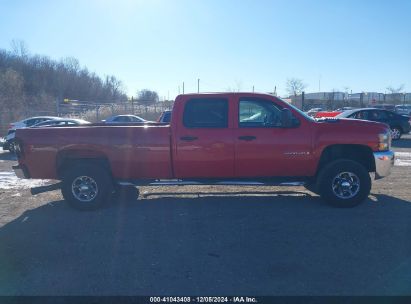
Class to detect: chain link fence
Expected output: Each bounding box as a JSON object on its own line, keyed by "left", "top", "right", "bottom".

{"left": 0, "top": 99, "right": 174, "bottom": 137}
{"left": 291, "top": 92, "right": 411, "bottom": 111}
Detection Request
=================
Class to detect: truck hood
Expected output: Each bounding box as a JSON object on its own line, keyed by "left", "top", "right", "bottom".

{"left": 314, "top": 117, "right": 390, "bottom": 150}
{"left": 316, "top": 117, "right": 388, "bottom": 131}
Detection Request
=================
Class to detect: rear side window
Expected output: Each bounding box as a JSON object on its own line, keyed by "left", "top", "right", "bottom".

{"left": 115, "top": 116, "right": 130, "bottom": 122}
{"left": 183, "top": 98, "right": 228, "bottom": 128}
{"left": 371, "top": 110, "right": 387, "bottom": 120}
{"left": 163, "top": 112, "right": 171, "bottom": 122}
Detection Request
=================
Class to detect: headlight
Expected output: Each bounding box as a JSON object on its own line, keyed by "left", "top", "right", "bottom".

{"left": 378, "top": 131, "right": 391, "bottom": 151}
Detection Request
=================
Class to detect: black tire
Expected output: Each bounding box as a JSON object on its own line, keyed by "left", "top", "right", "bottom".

{"left": 2, "top": 141, "right": 10, "bottom": 151}
{"left": 112, "top": 185, "right": 139, "bottom": 202}
{"left": 8, "top": 140, "right": 15, "bottom": 153}
{"left": 390, "top": 127, "right": 402, "bottom": 140}
{"left": 61, "top": 163, "right": 113, "bottom": 211}
{"left": 317, "top": 159, "right": 371, "bottom": 208}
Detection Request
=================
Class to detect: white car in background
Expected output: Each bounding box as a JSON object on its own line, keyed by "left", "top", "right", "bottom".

{"left": 306, "top": 107, "right": 323, "bottom": 117}
{"left": 103, "top": 114, "right": 148, "bottom": 123}
{"left": 3, "top": 116, "right": 60, "bottom": 151}
{"left": 31, "top": 118, "right": 91, "bottom": 128}
{"left": 395, "top": 105, "right": 411, "bottom": 116}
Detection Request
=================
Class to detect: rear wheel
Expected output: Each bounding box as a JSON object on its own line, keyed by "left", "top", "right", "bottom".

{"left": 390, "top": 127, "right": 402, "bottom": 140}
{"left": 317, "top": 159, "right": 371, "bottom": 208}
{"left": 61, "top": 163, "right": 113, "bottom": 210}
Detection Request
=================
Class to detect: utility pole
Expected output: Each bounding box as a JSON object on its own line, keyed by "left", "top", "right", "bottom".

{"left": 252, "top": 85, "right": 255, "bottom": 93}
{"left": 274, "top": 86, "right": 277, "bottom": 96}
{"left": 318, "top": 75, "right": 321, "bottom": 92}
{"left": 55, "top": 98, "right": 60, "bottom": 116}
{"left": 197, "top": 78, "right": 200, "bottom": 93}
{"left": 302, "top": 91, "right": 305, "bottom": 111}
{"left": 183, "top": 82, "right": 185, "bottom": 94}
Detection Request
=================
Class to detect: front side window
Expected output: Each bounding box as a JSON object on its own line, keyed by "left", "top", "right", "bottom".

{"left": 26, "top": 118, "right": 45, "bottom": 126}
{"left": 130, "top": 116, "right": 144, "bottom": 122}
{"left": 239, "top": 98, "right": 282, "bottom": 128}
{"left": 183, "top": 98, "right": 228, "bottom": 128}
{"left": 351, "top": 111, "right": 368, "bottom": 120}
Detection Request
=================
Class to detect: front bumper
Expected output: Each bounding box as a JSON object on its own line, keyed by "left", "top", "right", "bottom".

{"left": 374, "top": 150, "right": 395, "bottom": 179}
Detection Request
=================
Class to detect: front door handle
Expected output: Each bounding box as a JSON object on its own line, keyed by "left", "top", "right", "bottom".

{"left": 180, "top": 136, "right": 198, "bottom": 142}
{"left": 238, "top": 136, "right": 256, "bottom": 141}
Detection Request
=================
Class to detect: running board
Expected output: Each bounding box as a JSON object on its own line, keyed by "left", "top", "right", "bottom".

{"left": 31, "top": 182, "right": 62, "bottom": 195}
{"left": 117, "top": 180, "right": 306, "bottom": 187}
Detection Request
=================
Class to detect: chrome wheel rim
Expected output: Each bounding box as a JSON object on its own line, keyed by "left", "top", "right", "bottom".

{"left": 390, "top": 128, "right": 401, "bottom": 140}
{"left": 332, "top": 172, "right": 360, "bottom": 199}
{"left": 71, "top": 176, "right": 98, "bottom": 202}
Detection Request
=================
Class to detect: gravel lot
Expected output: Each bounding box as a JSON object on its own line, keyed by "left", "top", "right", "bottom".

{"left": 0, "top": 135, "right": 410, "bottom": 296}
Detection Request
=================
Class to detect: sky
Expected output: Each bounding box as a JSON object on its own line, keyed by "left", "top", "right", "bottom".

{"left": 0, "top": 0, "right": 410, "bottom": 99}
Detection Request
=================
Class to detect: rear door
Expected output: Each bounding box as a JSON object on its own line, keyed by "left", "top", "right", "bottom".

{"left": 174, "top": 97, "right": 235, "bottom": 179}
{"left": 368, "top": 110, "right": 390, "bottom": 125}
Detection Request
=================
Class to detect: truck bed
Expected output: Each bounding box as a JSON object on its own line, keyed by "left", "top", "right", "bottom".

{"left": 16, "top": 124, "right": 172, "bottom": 179}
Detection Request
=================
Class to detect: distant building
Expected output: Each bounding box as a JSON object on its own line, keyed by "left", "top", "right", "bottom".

{"left": 289, "top": 91, "right": 410, "bottom": 110}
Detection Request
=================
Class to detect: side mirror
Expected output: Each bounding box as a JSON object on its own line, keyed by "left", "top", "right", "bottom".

{"left": 281, "top": 108, "right": 293, "bottom": 128}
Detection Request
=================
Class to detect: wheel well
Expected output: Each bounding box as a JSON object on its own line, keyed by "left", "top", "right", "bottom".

{"left": 391, "top": 125, "right": 402, "bottom": 132}
{"left": 56, "top": 150, "right": 112, "bottom": 179}
{"left": 317, "top": 145, "right": 375, "bottom": 174}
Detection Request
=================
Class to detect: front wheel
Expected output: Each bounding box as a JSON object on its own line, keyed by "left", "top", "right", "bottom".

{"left": 8, "top": 140, "right": 15, "bottom": 153}
{"left": 61, "top": 163, "right": 113, "bottom": 210}
{"left": 390, "top": 127, "right": 402, "bottom": 140}
{"left": 317, "top": 160, "right": 371, "bottom": 208}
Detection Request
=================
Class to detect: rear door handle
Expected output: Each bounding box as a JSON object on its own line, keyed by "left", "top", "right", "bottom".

{"left": 180, "top": 136, "right": 198, "bottom": 142}
{"left": 238, "top": 136, "right": 256, "bottom": 141}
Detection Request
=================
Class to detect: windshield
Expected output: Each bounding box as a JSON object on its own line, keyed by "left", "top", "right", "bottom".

{"left": 279, "top": 98, "right": 316, "bottom": 122}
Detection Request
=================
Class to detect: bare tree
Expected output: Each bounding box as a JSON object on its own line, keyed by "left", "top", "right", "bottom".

{"left": 386, "top": 84, "right": 405, "bottom": 103}
{"left": 0, "top": 68, "right": 25, "bottom": 120}
{"left": 286, "top": 78, "right": 306, "bottom": 96}
{"left": 10, "top": 39, "right": 29, "bottom": 58}
{"left": 225, "top": 80, "right": 243, "bottom": 92}
{"left": 136, "top": 89, "right": 159, "bottom": 106}
{"left": 386, "top": 84, "right": 405, "bottom": 94}
{"left": 0, "top": 42, "right": 129, "bottom": 132}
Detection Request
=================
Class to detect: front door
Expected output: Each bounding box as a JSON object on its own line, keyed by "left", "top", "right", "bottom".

{"left": 234, "top": 96, "right": 313, "bottom": 178}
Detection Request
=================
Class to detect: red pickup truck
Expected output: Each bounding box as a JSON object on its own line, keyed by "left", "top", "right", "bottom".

{"left": 13, "top": 93, "right": 394, "bottom": 210}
